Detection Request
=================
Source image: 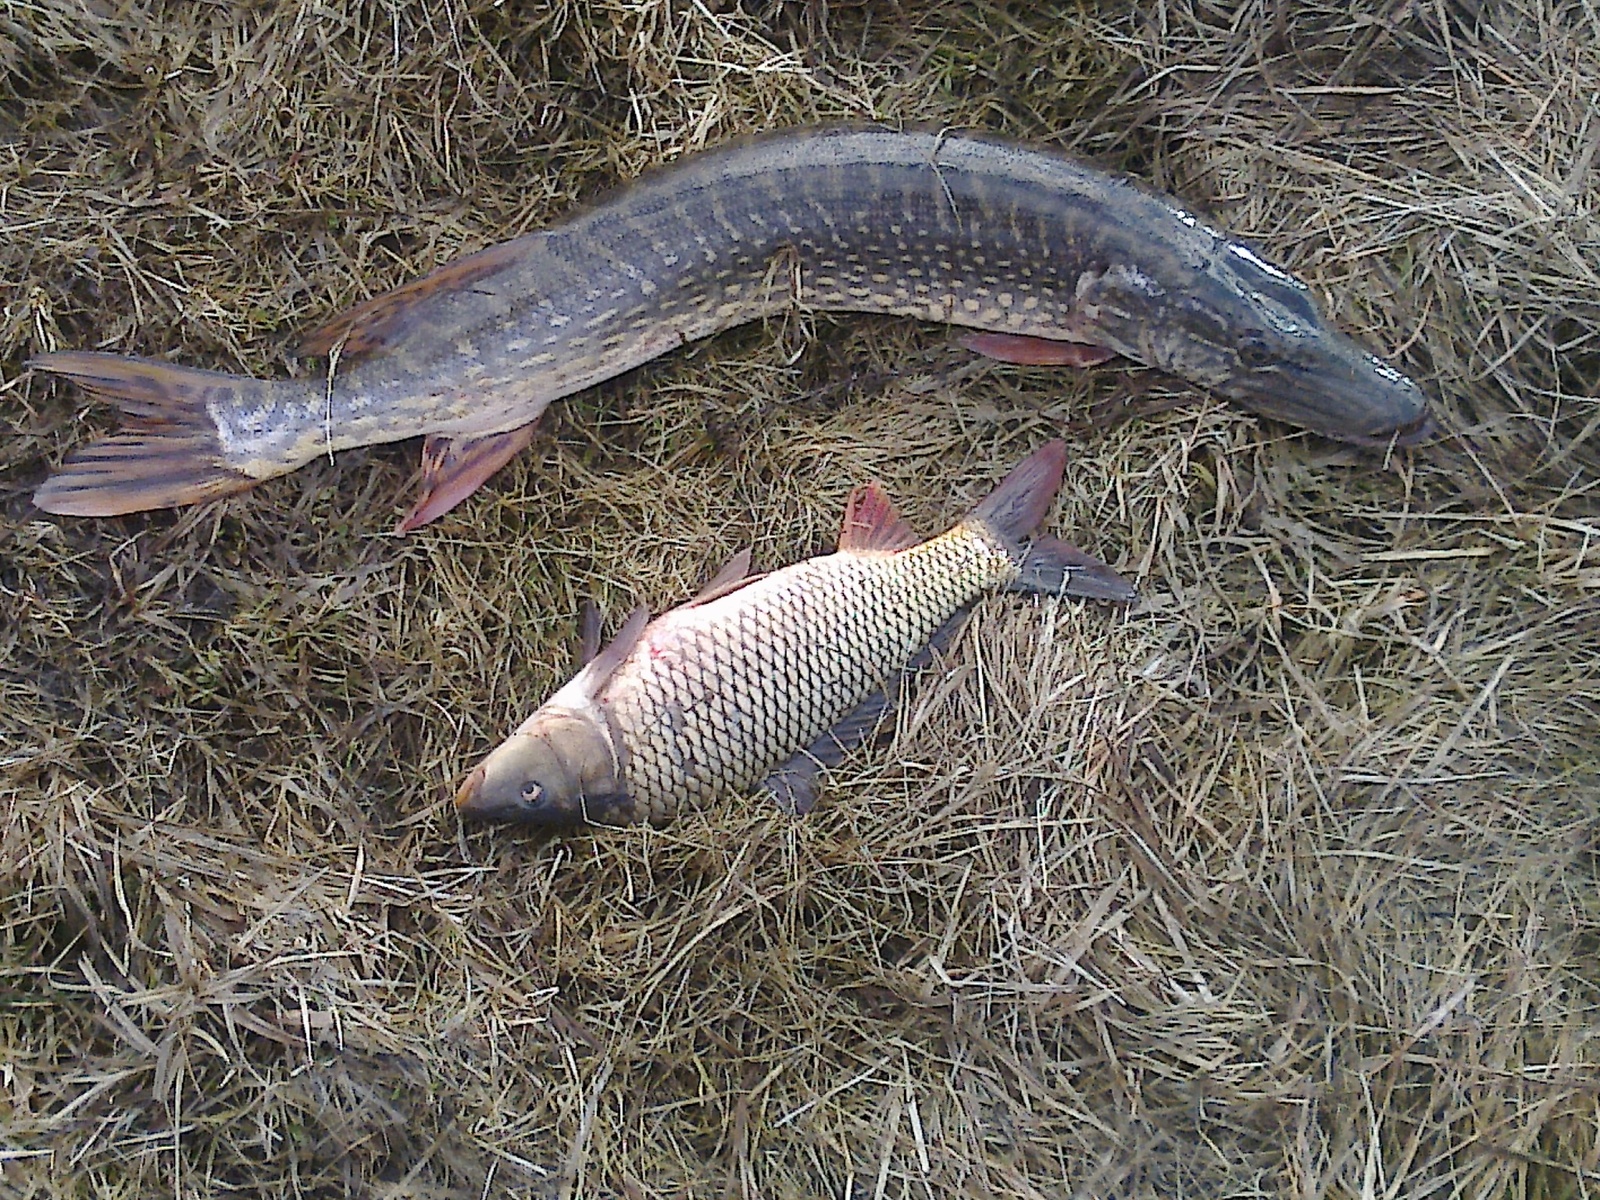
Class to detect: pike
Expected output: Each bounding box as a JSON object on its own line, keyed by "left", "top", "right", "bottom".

{"left": 454, "top": 440, "right": 1135, "bottom": 825}
{"left": 28, "top": 127, "right": 1432, "bottom": 532}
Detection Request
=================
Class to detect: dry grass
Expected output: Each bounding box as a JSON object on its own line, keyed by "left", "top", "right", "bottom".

{"left": 3, "top": 0, "right": 1598, "bottom": 1196}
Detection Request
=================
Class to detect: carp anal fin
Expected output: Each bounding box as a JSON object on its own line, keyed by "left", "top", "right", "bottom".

{"left": 960, "top": 331, "right": 1118, "bottom": 368}
{"left": 685, "top": 547, "right": 764, "bottom": 607}
{"left": 29, "top": 351, "right": 255, "bottom": 516}
{"left": 761, "top": 608, "right": 972, "bottom": 816}
{"left": 295, "top": 239, "right": 526, "bottom": 361}
{"left": 396, "top": 423, "right": 541, "bottom": 533}
{"left": 838, "top": 482, "right": 920, "bottom": 553}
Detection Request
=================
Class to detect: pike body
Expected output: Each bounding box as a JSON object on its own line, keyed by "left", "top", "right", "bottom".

{"left": 454, "top": 441, "right": 1136, "bottom": 826}
{"left": 30, "top": 127, "right": 1431, "bottom": 529}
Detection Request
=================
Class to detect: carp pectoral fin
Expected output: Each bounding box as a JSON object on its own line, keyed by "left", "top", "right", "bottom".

{"left": 686, "top": 547, "right": 760, "bottom": 606}
{"left": 295, "top": 239, "right": 527, "bottom": 361}
{"left": 396, "top": 423, "right": 539, "bottom": 533}
{"left": 568, "top": 604, "right": 650, "bottom": 697}
{"left": 959, "top": 331, "right": 1118, "bottom": 368}
{"left": 838, "top": 482, "right": 921, "bottom": 553}
{"left": 578, "top": 599, "right": 604, "bottom": 666}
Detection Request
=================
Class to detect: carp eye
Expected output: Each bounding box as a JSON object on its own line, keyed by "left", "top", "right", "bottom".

{"left": 1237, "top": 337, "right": 1275, "bottom": 370}
{"left": 521, "top": 781, "right": 544, "bottom": 803}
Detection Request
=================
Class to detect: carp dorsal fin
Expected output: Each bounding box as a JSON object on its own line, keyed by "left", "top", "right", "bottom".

{"left": 837, "top": 482, "right": 920, "bottom": 553}
{"left": 685, "top": 547, "right": 759, "bottom": 607}
{"left": 295, "top": 238, "right": 526, "bottom": 361}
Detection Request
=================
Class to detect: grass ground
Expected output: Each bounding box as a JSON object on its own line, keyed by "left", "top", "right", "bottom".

{"left": 2, "top": 1, "right": 1597, "bottom": 1196}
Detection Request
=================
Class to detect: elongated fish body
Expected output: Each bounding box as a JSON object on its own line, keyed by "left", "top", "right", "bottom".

{"left": 29, "top": 127, "right": 1431, "bottom": 528}
{"left": 454, "top": 441, "right": 1136, "bottom": 826}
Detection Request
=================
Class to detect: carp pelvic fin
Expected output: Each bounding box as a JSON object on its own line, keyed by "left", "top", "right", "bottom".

{"left": 959, "top": 331, "right": 1118, "bottom": 368}
{"left": 838, "top": 482, "right": 920, "bottom": 553}
{"left": 295, "top": 238, "right": 526, "bottom": 361}
{"left": 686, "top": 547, "right": 761, "bottom": 606}
{"left": 760, "top": 607, "right": 972, "bottom": 815}
{"left": 396, "top": 423, "right": 540, "bottom": 533}
{"left": 761, "top": 687, "right": 893, "bottom": 816}
{"left": 28, "top": 352, "right": 255, "bottom": 517}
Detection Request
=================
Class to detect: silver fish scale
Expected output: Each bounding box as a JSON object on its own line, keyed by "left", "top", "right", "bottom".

{"left": 603, "top": 524, "right": 1019, "bottom": 823}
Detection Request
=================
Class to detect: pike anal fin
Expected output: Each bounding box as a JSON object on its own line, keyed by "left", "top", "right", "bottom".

{"left": 959, "top": 331, "right": 1118, "bottom": 368}
{"left": 396, "top": 422, "right": 541, "bottom": 533}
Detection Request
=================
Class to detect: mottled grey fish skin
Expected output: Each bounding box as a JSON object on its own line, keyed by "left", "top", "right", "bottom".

{"left": 31, "top": 126, "right": 1430, "bottom": 521}
{"left": 313, "top": 128, "right": 1430, "bottom": 446}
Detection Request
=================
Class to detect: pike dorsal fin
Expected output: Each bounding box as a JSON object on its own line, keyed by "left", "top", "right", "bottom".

{"left": 838, "top": 482, "right": 920, "bottom": 553}
{"left": 685, "top": 547, "right": 759, "bottom": 607}
{"left": 566, "top": 604, "right": 650, "bottom": 698}
{"left": 295, "top": 238, "right": 526, "bottom": 361}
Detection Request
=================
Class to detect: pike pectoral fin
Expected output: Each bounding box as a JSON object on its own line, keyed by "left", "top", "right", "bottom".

{"left": 959, "top": 332, "right": 1118, "bottom": 368}
{"left": 396, "top": 423, "right": 540, "bottom": 533}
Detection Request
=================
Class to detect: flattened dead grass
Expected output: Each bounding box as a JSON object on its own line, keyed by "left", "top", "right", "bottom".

{"left": 2, "top": 1, "right": 1597, "bottom": 1196}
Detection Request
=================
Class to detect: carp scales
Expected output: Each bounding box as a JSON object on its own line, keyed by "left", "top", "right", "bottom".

{"left": 453, "top": 440, "right": 1136, "bottom": 826}
{"left": 28, "top": 126, "right": 1432, "bottom": 532}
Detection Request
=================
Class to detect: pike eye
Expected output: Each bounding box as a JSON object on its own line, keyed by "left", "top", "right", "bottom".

{"left": 1237, "top": 337, "right": 1275, "bottom": 370}
{"left": 521, "top": 781, "right": 544, "bottom": 803}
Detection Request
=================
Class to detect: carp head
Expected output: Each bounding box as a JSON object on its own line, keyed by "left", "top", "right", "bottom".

{"left": 1078, "top": 239, "right": 1433, "bottom": 445}
{"left": 455, "top": 706, "right": 631, "bottom": 825}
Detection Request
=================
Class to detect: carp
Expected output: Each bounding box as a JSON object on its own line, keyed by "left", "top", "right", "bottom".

{"left": 454, "top": 440, "right": 1135, "bottom": 825}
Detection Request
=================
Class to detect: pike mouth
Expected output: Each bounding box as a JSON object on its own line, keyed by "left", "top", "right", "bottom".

{"left": 1328, "top": 410, "right": 1436, "bottom": 449}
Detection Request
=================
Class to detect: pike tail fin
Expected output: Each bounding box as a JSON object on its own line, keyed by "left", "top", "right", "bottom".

{"left": 30, "top": 351, "right": 258, "bottom": 516}
{"left": 968, "top": 440, "right": 1137, "bottom": 603}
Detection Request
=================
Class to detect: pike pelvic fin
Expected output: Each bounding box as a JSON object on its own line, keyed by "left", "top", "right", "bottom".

{"left": 28, "top": 352, "right": 256, "bottom": 516}
{"left": 959, "top": 331, "right": 1118, "bottom": 367}
{"left": 838, "top": 482, "right": 920, "bottom": 553}
{"left": 396, "top": 423, "right": 541, "bottom": 533}
{"left": 295, "top": 238, "right": 526, "bottom": 361}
